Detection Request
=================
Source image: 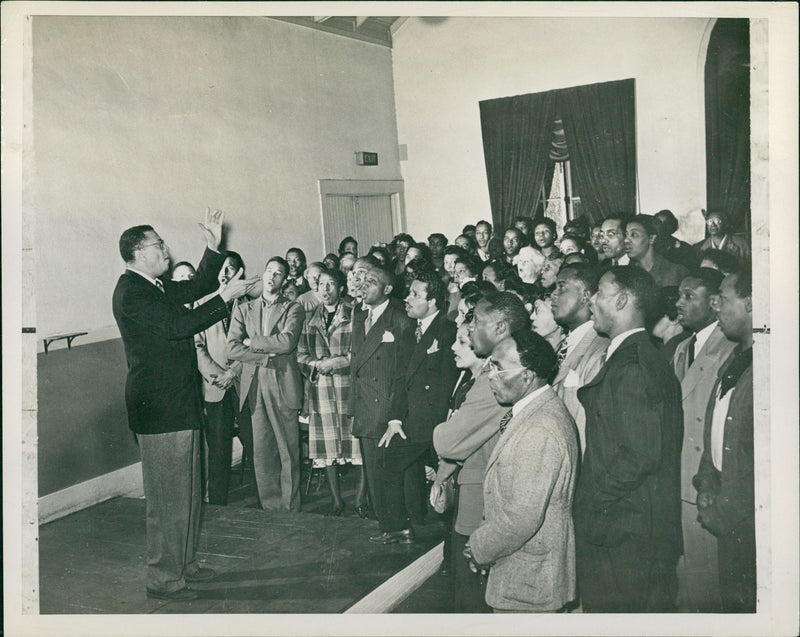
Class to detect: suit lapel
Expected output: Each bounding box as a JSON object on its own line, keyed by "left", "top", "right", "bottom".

{"left": 407, "top": 313, "right": 442, "bottom": 378}
{"left": 248, "top": 299, "right": 264, "bottom": 337}
{"left": 266, "top": 297, "right": 289, "bottom": 335}
{"left": 356, "top": 303, "right": 394, "bottom": 369}
{"left": 484, "top": 388, "right": 555, "bottom": 473}
{"left": 580, "top": 331, "right": 644, "bottom": 391}
{"left": 681, "top": 327, "right": 732, "bottom": 399}
{"left": 552, "top": 328, "right": 594, "bottom": 385}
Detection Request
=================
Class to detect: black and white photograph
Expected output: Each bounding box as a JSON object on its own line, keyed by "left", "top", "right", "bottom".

{"left": 2, "top": 2, "right": 797, "bottom": 636}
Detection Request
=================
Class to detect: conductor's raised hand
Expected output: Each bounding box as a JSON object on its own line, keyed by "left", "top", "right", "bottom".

{"left": 198, "top": 207, "right": 225, "bottom": 251}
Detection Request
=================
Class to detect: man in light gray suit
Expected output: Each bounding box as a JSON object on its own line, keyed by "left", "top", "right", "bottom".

{"left": 672, "top": 268, "right": 735, "bottom": 611}
{"left": 466, "top": 331, "right": 579, "bottom": 613}
{"left": 226, "top": 256, "right": 305, "bottom": 512}
{"left": 550, "top": 263, "right": 608, "bottom": 455}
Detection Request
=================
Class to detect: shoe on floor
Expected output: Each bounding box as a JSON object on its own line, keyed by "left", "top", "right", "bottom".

{"left": 146, "top": 587, "right": 199, "bottom": 601}
{"left": 368, "top": 528, "right": 415, "bottom": 545}
{"left": 185, "top": 567, "right": 216, "bottom": 583}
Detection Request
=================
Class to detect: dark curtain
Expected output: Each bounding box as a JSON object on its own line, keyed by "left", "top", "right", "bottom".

{"left": 558, "top": 79, "right": 637, "bottom": 225}
{"left": 479, "top": 91, "right": 557, "bottom": 231}
{"left": 705, "top": 19, "right": 750, "bottom": 235}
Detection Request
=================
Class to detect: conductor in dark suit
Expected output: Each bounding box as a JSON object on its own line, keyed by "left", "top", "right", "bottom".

{"left": 112, "top": 210, "right": 256, "bottom": 601}
{"left": 350, "top": 266, "right": 413, "bottom": 522}
{"left": 574, "top": 266, "right": 684, "bottom": 612}
{"left": 370, "top": 270, "right": 459, "bottom": 544}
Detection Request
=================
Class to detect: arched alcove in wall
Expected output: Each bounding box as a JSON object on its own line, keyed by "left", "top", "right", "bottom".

{"left": 705, "top": 18, "right": 751, "bottom": 237}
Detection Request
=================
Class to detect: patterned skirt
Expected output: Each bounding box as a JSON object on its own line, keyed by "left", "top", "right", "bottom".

{"left": 307, "top": 412, "right": 362, "bottom": 464}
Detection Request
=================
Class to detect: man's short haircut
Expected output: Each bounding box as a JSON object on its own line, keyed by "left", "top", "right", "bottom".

{"left": 172, "top": 261, "right": 195, "bottom": 274}
{"left": 338, "top": 236, "right": 357, "bottom": 255}
{"left": 223, "top": 250, "right": 244, "bottom": 273}
{"left": 700, "top": 248, "right": 740, "bottom": 275}
{"left": 119, "top": 225, "right": 154, "bottom": 262}
{"left": 482, "top": 259, "right": 514, "bottom": 282}
{"left": 285, "top": 247, "right": 307, "bottom": 264}
{"left": 265, "top": 256, "right": 289, "bottom": 275}
{"left": 428, "top": 232, "right": 447, "bottom": 246}
{"left": 729, "top": 266, "right": 752, "bottom": 299}
{"left": 558, "top": 262, "right": 601, "bottom": 295}
{"left": 368, "top": 265, "right": 395, "bottom": 289}
{"left": 476, "top": 219, "right": 493, "bottom": 233}
{"left": 704, "top": 209, "right": 728, "bottom": 222}
{"left": 482, "top": 290, "right": 532, "bottom": 334}
{"left": 510, "top": 329, "right": 558, "bottom": 385}
{"left": 683, "top": 267, "right": 725, "bottom": 295}
{"left": 444, "top": 245, "right": 468, "bottom": 259}
{"left": 654, "top": 286, "right": 681, "bottom": 322}
{"left": 454, "top": 256, "right": 481, "bottom": 278}
{"left": 534, "top": 217, "right": 558, "bottom": 236}
{"left": 563, "top": 252, "right": 590, "bottom": 267}
{"left": 462, "top": 224, "right": 476, "bottom": 235}
{"left": 412, "top": 269, "right": 446, "bottom": 309}
{"left": 627, "top": 214, "right": 659, "bottom": 237}
{"left": 504, "top": 225, "right": 528, "bottom": 244}
{"left": 603, "top": 214, "right": 631, "bottom": 232}
{"left": 607, "top": 265, "right": 659, "bottom": 318}
{"left": 354, "top": 254, "right": 381, "bottom": 270}
{"left": 655, "top": 209, "right": 679, "bottom": 235}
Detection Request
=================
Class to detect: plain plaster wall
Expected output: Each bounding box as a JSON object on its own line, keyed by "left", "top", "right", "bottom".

{"left": 30, "top": 16, "right": 401, "bottom": 341}
{"left": 392, "top": 17, "right": 713, "bottom": 244}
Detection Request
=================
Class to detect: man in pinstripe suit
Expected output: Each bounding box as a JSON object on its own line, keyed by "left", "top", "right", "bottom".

{"left": 574, "top": 266, "right": 683, "bottom": 612}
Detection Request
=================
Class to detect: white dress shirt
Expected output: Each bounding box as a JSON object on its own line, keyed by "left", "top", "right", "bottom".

{"left": 605, "top": 327, "right": 645, "bottom": 360}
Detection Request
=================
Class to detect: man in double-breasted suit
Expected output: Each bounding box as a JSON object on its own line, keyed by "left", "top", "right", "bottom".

{"left": 112, "top": 210, "right": 255, "bottom": 601}
{"left": 550, "top": 263, "right": 608, "bottom": 455}
{"left": 226, "top": 256, "right": 305, "bottom": 511}
{"left": 370, "top": 270, "right": 459, "bottom": 544}
{"left": 466, "top": 332, "right": 579, "bottom": 613}
{"left": 350, "top": 266, "right": 413, "bottom": 523}
{"left": 574, "top": 266, "right": 683, "bottom": 612}
{"left": 693, "top": 268, "right": 755, "bottom": 612}
{"left": 672, "top": 268, "right": 736, "bottom": 610}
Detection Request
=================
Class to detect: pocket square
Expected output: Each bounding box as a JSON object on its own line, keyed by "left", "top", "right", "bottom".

{"left": 426, "top": 339, "right": 439, "bottom": 354}
{"left": 382, "top": 330, "right": 395, "bottom": 343}
{"left": 563, "top": 368, "right": 582, "bottom": 388}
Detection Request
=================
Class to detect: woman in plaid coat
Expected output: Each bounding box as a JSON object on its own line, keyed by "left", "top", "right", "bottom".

{"left": 297, "top": 269, "right": 365, "bottom": 515}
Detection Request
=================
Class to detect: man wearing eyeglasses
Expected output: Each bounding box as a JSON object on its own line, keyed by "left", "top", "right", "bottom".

{"left": 465, "top": 331, "right": 579, "bottom": 612}
{"left": 113, "top": 209, "right": 257, "bottom": 602}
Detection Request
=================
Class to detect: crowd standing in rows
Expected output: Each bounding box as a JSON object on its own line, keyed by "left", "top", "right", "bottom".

{"left": 114, "top": 207, "right": 755, "bottom": 612}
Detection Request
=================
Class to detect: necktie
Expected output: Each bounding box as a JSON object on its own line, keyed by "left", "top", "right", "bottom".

{"left": 555, "top": 332, "right": 570, "bottom": 365}
{"left": 687, "top": 333, "right": 697, "bottom": 368}
{"left": 154, "top": 279, "right": 165, "bottom": 294}
{"left": 364, "top": 308, "right": 373, "bottom": 334}
{"left": 450, "top": 371, "right": 475, "bottom": 411}
{"left": 415, "top": 321, "right": 423, "bottom": 343}
{"left": 498, "top": 408, "right": 513, "bottom": 434}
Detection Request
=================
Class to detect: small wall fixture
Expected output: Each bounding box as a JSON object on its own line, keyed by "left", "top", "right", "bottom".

{"left": 355, "top": 151, "right": 378, "bottom": 166}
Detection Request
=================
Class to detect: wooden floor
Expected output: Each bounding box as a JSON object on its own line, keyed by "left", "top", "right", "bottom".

{"left": 38, "top": 464, "right": 451, "bottom": 614}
